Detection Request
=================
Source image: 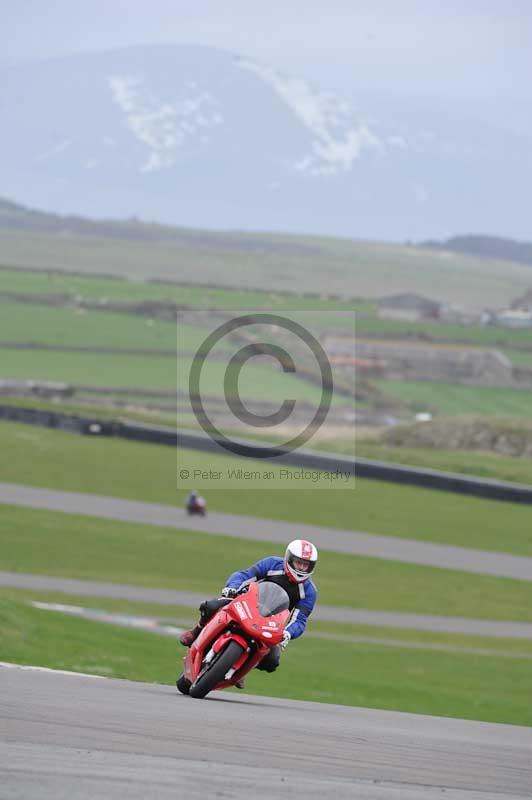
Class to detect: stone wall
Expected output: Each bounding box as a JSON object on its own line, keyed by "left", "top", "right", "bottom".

{"left": 324, "top": 337, "right": 521, "bottom": 386}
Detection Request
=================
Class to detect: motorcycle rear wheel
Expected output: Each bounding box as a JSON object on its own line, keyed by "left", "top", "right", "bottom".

{"left": 189, "top": 640, "right": 245, "bottom": 699}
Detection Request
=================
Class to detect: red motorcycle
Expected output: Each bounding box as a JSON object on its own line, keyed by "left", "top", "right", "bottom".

{"left": 176, "top": 582, "right": 290, "bottom": 698}
{"left": 186, "top": 496, "right": 207, "bottom": 517}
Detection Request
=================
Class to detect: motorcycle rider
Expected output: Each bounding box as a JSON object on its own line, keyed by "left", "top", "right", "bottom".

{"left": 179, "top": 539, "right": 318, "bottom": 688}
{"left": 185, "top": 489, "right": 206, "bottom": 512}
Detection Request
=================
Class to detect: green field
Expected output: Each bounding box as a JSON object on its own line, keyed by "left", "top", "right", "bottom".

{"left": 3, "top": 336, "right": 529, "bottom": 417}
{"left": 506, "top": 350, "right": 532, "bottom": 367}
{"left": 2, "top": 503, "right": 532, "bottom": 622}
{"left": 3, "top": 263, "right": 532, "bottom": 425}
{"left": 0, "top": 301, "right": 174, "bottom": 349}
{"left": 0, "top": 301, "right": 212, "bottom": 351}
{"left": 0, "top": 296, "right": 354, "bottom": 404}
{"left": 1, "top": 421, "right": 532, "bottom": 556}
{"left": 2, "top": 591, "right": 530, "bottom": 725}
{"left": 177, "top": 353, "right": 348, "bottom": 406}
{"left": 0, "top": 266, "right": 370, "bottom": 312}
{"left": 0, "top": 343, "right": 342, "bottom": 406}
{"left": 355, "top": 315, "right": 532, "bottom": 350}
{"left": 5, "top": 261, "right": 532, "bottom": 350}
{"left": 3, "top": 263, "right": 532, "bottom": 351}
{"left": 0, "top": 347, "right": 176, "bottom": 389}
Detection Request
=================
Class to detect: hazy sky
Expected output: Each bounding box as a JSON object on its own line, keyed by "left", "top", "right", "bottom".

{"left": 3, "top": 0, "right": 531, "bottom": 101}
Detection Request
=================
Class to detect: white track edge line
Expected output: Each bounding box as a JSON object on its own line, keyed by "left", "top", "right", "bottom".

{"left": 0, "top": 661, "right": 107, "bottom": 679}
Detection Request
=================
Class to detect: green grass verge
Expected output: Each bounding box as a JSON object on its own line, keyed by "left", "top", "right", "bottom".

{"left": 375, "top": 378, "right": 532, "bottom": 417}
{"left": 5, "top": 586, "right": 532, "bottom": 659}
{"left": 336, "top": 439, "right": 532, "bottom": 486}
{"left": 1, "top": 591, "right": 530, "bottom": 725}
{"left": 2, "top": 421, "right": 532, "bottom": 556}
{"left": 178, "top": 417, "right": 532, "bottom": 487}
{"left": 2, "top": 504, "right": 532, "bottom": 622}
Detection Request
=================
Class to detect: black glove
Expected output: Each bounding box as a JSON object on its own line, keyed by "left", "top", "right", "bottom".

{"left": 221, "top": 586, "right": 238, "bottom": 599}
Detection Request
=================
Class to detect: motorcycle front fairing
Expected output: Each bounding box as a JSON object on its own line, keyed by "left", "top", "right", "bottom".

{"left": 183, "top": 582, "right": 290, "bottom": 689}
{"left": 183, "top": 605, "right": 239, "bottom": 686}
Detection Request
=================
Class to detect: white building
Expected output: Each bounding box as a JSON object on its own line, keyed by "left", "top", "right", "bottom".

{"left": 496, "top": 310, "right": 532, "bottom": 328}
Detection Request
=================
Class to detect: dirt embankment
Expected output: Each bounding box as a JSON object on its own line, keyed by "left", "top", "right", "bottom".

{"left": 383, "top": 418, "right": 532, "bottom": 457}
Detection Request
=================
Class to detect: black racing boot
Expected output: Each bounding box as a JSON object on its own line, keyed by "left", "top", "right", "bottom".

{"left": 179, "top": 624, "right": 202, "bottom": 647}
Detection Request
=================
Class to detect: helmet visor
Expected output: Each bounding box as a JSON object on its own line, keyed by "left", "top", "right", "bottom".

{"left": 293, "top": 557, "right": 312, "bottom": 573}
{"left": 287, "top": 552, "right": 316, "bottom": 578}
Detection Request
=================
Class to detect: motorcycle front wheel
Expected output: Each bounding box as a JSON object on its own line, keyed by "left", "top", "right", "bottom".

{"left": 189, "top": 640, "right": 245, "bottom": 699}
{"left": 176, "top": 674, "right": 191, "bottom": 695}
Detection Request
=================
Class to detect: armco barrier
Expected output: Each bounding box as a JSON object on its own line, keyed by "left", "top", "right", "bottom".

{"left": 2, "top": 403, "right": 532, "bottom": 504}
{"left": 0, "top": 403, "right": 118, "bottom": 436}
{"left": 175, "top": 429, "right": 532, "bottom": 504}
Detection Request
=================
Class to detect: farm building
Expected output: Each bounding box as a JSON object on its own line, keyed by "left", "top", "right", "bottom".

{"left": 510, "top": 289, "right": 532, "bottom": 313}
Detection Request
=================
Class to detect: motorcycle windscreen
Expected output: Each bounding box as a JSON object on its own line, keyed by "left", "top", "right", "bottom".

{"left": 257, "top": 582, "right": 290, "bottom": 616}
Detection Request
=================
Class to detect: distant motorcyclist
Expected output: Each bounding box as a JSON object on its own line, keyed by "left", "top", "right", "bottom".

{"left": 185, "top": 490, "right": 207, "bottom": 516}
{"left": 179, "top": 539, "right": 318, "bottom": 687}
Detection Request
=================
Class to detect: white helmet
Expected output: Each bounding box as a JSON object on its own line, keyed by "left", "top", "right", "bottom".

{"left": 284, "top": 539, "right": 318, "bottom": 583}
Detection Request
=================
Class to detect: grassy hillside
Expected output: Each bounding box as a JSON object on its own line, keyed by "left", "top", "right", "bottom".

{"left": 1, "top": 235, "right": 532, "bottom": 466}
{"left": 2, "top": 228, "right": 532, "bottom": 310}
{"left": 421, "top": 234, "right": 532, "bottom": 267}
{"left": 3, "top": 266, "right": 532, "bottom": 350}
{"left": 0, "top": 266, "right": 368, "bottom": 310}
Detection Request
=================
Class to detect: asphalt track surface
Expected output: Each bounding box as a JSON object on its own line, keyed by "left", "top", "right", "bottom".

{"left": 3, "top": 571, "right": 532, "bottom": 639}
{"left": 2, "top": 481, "right": 532, "bottom": 581}
{"left": 1, "top": 665, "right": 531, "bottom": 800}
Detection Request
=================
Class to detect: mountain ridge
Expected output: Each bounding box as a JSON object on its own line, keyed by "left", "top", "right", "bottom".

{"left": 2, "top": 197, "right": 531, "bottom": 269}
{"left": 420, "top": 235, "right": 532, "bottom": 267}
{"left": 1, "top": 42, "right": 530, "bottom": 241}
